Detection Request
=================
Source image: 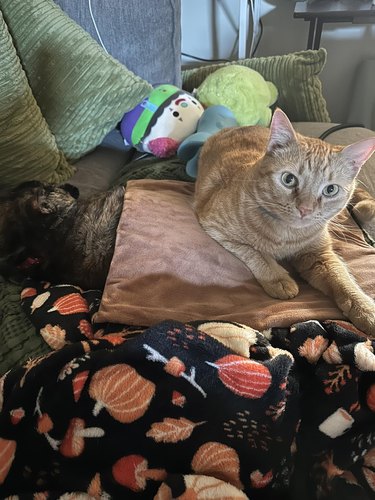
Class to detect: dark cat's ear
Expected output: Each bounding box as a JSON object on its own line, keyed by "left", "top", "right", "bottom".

{"left": 339, "top": 138, "right": 375, "bottom": 175}
{"left": 9, "top": 180, "right": 43, "bottom": 199}
{"left": 267, "top": 108, "right": 297, "bottom": 154}
{"left": 60, "top": 183, "right": 80, "bottom": 199}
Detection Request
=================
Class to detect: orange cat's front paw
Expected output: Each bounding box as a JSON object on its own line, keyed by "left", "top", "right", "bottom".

{"left": 261, "top": 277, "right": 299, "bottom": 300}
{"left": 349, "top": 308, "right": 375, "bottom": 338}
{"left": 339, "top": 294, "right": 375, "bottom": 337}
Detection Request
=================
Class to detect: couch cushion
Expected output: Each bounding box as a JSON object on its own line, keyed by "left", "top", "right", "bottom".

{"left": 54, "top": 0, "right": 182, "bottom": 88}
{"left": 182, "top": 49, "right": 330, "bottom": 123}
{"left": 0, "top": 0, "right": 152, "bottom": 161}
{"left": 0, "top": 9, "right": 74, "bottom": 188}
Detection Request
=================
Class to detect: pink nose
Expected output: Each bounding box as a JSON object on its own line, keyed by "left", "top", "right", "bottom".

{"left": 298, "top": 205, "right": 313, "bottom": 218}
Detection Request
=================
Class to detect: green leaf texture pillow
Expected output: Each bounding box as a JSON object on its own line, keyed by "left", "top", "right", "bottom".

{"left": 182, "top": 49, "right": 331, "bottom": 123}
{"left": 0, "top": 0, "right": 152, "bottom": 160}
{"left": 0, "top": 10, "right": 73, "bottom": 188}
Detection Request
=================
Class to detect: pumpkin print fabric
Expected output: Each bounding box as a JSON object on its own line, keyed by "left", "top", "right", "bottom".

{"left": 0, "top": 281, "right": 374, "bottom": 498}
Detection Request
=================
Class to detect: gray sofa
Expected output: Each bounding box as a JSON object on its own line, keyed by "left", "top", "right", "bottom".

{"left": 53, "top": 0, "right": 375, "bottom": 200}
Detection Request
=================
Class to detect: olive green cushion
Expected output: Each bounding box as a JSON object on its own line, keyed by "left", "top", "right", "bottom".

{"left": 0, "top": 0, "right": 152, "bottom": 161}
{"left": 0, "top": 279, "right": 50, "bottom": 376}
{"left": 182, "top": 49, "right": 330, "bottom": 123}
{"left": 0, "top": 9, "right": 73, "bottom": 188}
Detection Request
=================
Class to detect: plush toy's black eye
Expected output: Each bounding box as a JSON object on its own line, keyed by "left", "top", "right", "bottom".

{"left": 173, "top": 111, "right": 180, "bottom": 117}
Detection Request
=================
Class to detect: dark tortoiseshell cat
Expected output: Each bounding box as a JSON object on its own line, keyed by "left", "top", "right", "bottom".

{"left": 0, "top": 181, "right": 124, "bottom": 289}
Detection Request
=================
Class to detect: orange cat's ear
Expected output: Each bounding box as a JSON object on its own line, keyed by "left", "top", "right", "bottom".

{"left": 267, "top": 108, "right": 297, "bottom": 154}
{"left": 340, "top": 137, "right": 375, "bottom": 174}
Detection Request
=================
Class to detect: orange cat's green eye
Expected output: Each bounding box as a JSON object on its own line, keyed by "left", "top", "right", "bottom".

{"left": 323, "top": 184, "right": 339, "bottom": 197}
{"left": 281, "top": 172, "right": 298, "bottom": 188}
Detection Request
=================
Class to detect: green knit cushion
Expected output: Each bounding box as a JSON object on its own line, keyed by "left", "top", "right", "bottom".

{"left": 0, "top": 9, "right": 73, "bottom": 188}
{"left": 0, "top": 0, "right": 152, "bottom": 160}
{"left": 0, "top": 279, "right": 50, "bottom": 376}
{"left": 182, "top": 49, "right": 330, "bottom": 123}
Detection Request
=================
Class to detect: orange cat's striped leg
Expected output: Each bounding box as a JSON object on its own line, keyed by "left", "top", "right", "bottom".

{"left": 214, "top": 239, "right": 299, "bottom": 300}
{"left": 293, "top": 248, "right": 375, "bottom": 337}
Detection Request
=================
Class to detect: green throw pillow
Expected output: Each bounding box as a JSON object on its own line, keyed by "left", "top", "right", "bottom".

{"left": 0, "top": 279, "right": 50, "bottom": 376}
{"left": 0, "top": 10, "right": 74, "bottom": 188}
{"left": 0, "top": 0, "right": 152, "bottom": 160}
{"left": 182, "top": 49, "right": 330, "bottom": 123}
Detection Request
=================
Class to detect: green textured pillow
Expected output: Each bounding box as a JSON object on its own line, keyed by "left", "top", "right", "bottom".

{"left": 0, "top": 10, "right": 74, "bottom": 188}
{"left": 0, "top": 279, "right": 50, "bottom": 376}
{"left": 182, "top": 49, "right": 330, "bottom": 123}
{"left": 0, "top": 0, "right": 152, "bottom": 160}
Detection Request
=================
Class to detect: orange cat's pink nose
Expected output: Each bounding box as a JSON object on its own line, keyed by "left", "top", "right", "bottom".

{"left": 298, "top": 206, "right": 313, "bottom": 218}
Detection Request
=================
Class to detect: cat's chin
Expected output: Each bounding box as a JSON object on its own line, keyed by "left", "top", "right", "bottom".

{"left": 289, "top": 217, "right": 318, "bottom": 230}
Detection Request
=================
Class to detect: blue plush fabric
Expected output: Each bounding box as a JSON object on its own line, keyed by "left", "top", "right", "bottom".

{"left": 178, "top": 105, "right": 238, "bottom": 178}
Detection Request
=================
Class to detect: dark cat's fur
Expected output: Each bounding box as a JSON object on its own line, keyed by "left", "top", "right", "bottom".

{"left": 0, "top": 181, "right": 124, "bottom": 289}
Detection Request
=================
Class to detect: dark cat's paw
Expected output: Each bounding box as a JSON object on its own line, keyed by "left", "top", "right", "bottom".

{"left": 261, "top": 277, "right": 299, "bottom": 300}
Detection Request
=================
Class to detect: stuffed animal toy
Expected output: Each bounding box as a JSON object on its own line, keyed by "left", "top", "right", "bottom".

{"left": 178, "top": 105, "right": 239, "bottom": 178}
{"left": 120, "top": 84, "right": 204, "bottom": 158}
{"left": 195, "top": 65, "right": 278, "bottom": 127}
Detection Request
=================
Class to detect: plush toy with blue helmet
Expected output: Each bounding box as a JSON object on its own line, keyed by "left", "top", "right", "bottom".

{"left": 120, "top": 84, "right": 204, "bottom": 158}
{"left": 120, "top": 67, "right": 278, "bottom": 170}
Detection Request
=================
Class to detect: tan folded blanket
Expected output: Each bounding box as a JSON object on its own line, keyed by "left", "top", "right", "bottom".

{"left": 94, "top": 179, "right": 375, "bottom": 330}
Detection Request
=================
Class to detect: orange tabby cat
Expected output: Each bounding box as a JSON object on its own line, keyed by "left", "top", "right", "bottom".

{"left": 194, "top": 108, "right": 375, "bottom": 336}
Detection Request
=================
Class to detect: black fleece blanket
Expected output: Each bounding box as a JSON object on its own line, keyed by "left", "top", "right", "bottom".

{"left": 0, "top": 280, "right": 374, "bottom": 499}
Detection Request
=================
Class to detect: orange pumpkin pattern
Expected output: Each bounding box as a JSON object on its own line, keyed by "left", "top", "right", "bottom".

{"left": 89, "top": 364, "right": 155, "bottom": 423}
{"left": 2, "top": 280, "right": 374, "bottom": 498}
{"left": 155, "top": 474, "right": 248, "bottom": 499}
{"left": 192, "top": 441, "right": 243, "bottom": 490}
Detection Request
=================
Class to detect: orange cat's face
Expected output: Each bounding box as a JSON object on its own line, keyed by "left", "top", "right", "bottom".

{"left": 245, "top": 109, "right": 375, "bottom": 230}
{"left": 255, "top": 138, "right": 356, "bottom": 229}
{"left": 195, "top": 107, "right": 375, "bottom": 257}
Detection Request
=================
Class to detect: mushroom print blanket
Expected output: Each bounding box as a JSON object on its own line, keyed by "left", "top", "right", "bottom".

{"left": 0, "top": 280, "right": 375, "bottom": 499}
